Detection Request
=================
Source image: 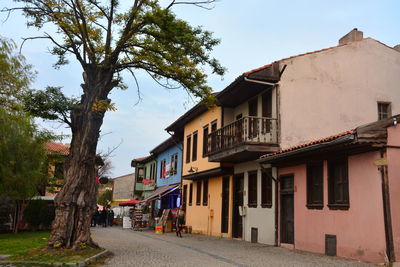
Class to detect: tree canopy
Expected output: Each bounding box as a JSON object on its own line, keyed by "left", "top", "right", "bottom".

{"left": 7, "top": 0, "right": 224, "bottom": 104}
{"left": 0, "top": 35, "right": 35, "bottom": 111}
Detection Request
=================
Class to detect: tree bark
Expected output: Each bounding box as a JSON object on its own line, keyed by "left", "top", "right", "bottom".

{"left": 48, "top": 65, "right": 114, "bottom": 249}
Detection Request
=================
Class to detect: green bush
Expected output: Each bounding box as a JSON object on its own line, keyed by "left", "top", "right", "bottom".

{"left": 24, "top": 200, "right": 55, "bottom": 229}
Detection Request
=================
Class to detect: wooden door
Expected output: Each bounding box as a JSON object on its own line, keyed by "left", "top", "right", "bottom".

{"left": 221, "top": 176, "right": 230, "bottom": 233}
{"left": 280, "top": 175, "right": 294, "bottom": 244}
{"left": 248, "top": 98, "right": 258, "bottom": 138}
{"left": 232, "top": 173, "right": 244, "bottom": 238}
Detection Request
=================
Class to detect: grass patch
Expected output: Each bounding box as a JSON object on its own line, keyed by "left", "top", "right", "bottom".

{"left": 0, "top": 231, "right": 50, "bottom": 255}
{"left": 0, "top": 231, "right": 104, "bottom": 263}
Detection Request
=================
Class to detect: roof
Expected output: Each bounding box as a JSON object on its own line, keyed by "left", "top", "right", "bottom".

{"left": 165, "top": 92, "right": 219, "bottom": 133}
{"left": 245, "top": 37, "right": 399, "bottom": 77}
{"left": 149, "top": 137, "right": 179, "bottom": 155}
{"left": 45, "top": 142, "right": 69, "bottom": 156}
{"left": 260, "top": 115, "right": 399, "bottom": 163}
{"left": 260, "top": 130, "right": 355, "bottom": 159}
{"left": 130, "top": 155, "right": 155, "bottom": 167}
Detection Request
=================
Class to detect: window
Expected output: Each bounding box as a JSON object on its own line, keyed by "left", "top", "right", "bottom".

{"left": 192, "top": 131, "right": 198, "bottom": 161}
{"left": 196, "top": 180, "right": 202, "bottom": 205}
{"left": 328, "top": 158, "right": 349, "bottom": 209}
{"left": 183, "top": 184, "right": 188, "bottom": 208}
{"left": 160, "top": 159, "right": 166, "bottom": 179}
{"left": 203, "top": 125, "right": 209, "bottom": 157}
{"left": 186, "top": 135, "right": 191, "bottom": 163}
{"left": 248, "top": 170, "right": 258, "bottom": 208}
{"left": 203, "top": 179, "right": 208, "bottom": 206}
{"left": 378, "top": 102, "right": 391, "bottom": 120}
{"left": 211, "top": 120, "right": 217, "bottom": 151}
{"left": 137, "top": 167, "right": 144, "bottom": 183}
{"left": 170, "top": 153, "right": 178, "bottom": 175}
{"left": 189, "top": 183, "right": 193, "bottom": 206}
{"left": 54, "top": 162, "right": 64, "bottom": 179}
{"left": 307, "top": 162, "right": 324, "bottom": 209}
{"left": 261, "top": 169, "right": 272, "bottom": 208}
{"left": 150, "top": 162, "right": 156, "bottom": 180}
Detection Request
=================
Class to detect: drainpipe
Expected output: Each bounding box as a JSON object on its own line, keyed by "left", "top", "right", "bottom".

{"left": 380, "top": 148, "right": 395, "bottom": 262}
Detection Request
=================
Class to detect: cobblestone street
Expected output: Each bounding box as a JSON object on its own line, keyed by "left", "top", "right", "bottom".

{"left": 92, "top": 227, "right": 375, "bottom": 267}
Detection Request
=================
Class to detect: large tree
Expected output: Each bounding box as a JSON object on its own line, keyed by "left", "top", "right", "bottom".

{"left": 5, "top": 0, "right": 224, "bottom": 249}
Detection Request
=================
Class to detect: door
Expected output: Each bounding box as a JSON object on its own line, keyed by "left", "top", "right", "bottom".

{"left": 221, "top": 176, "right": 230, "bottom": 233}
{"left": 248, "top": 98, "right": 258, "bottom": 139}
{"left": 232, "top": 173, "right": 244, "bottom": 238}
{"left": 280, "top": 174, "right": 294, "bottom": 244}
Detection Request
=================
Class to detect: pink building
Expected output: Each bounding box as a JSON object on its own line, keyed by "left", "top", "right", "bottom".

{"left": 259, "top": 115, "right": 400, "bottom": 264}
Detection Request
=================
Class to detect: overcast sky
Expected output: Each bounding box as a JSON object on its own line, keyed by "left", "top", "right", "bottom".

{"left": 1, "top": 0, "right": 399, "bottom": 178}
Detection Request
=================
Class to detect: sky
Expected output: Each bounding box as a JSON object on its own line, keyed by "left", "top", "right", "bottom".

{"left": 1, "top": 0, "right": 399, "bottom": 178}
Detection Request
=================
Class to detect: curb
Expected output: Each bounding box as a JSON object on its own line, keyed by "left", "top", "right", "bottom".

{"left": 0, "top": 249, "right": 110, "bottom": 267}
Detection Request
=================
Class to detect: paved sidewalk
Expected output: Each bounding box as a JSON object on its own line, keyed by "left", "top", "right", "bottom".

{"left": 91, "top": 227, "right": 374, "bottom": 267}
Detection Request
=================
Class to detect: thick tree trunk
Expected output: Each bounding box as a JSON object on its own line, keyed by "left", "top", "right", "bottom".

{"left": 48, "top": 66, "right": 114, "bottom": 249}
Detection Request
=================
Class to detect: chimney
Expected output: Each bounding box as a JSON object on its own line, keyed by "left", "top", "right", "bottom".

{"left": 339, "top": 28, "right": 363, "bottom": 45}
{"left": 394, "top": 45, "right": 400, "bottom": 52}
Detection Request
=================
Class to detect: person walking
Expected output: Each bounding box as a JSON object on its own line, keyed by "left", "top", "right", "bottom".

{"left": 176, "top": 206, "right": 185, "bottom": 238}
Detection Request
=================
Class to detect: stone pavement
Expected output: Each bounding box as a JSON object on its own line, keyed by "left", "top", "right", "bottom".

{"left": 91, "top": 227, "right": 375, "bottom": 267}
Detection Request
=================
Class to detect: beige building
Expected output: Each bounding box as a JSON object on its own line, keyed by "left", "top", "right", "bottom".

{"left": 112, "top": 173, "right": 135, "bottom": 201}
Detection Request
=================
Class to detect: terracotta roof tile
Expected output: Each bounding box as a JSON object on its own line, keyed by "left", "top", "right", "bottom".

{"left": 261, "top": 130, "right": 355, "bottom": 159}
{"left": 132, "top": 156, "right": 149, "bottom": 162}
{"left": 45, "top": 142, "right": 69, "bottom": 156}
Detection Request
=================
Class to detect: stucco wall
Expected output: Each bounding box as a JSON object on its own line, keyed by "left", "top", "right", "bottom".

{"left": 387, "top": 124, "right": 400, "bottom": 258}
{"left": 156, "top": 144, "right": 182, "bottom": 187}
{"left": 278, "top": 152, "right": 387, "bottom": 263}
{"left": 235, "top": 161, "right": 276, "bottom": 245}
{"left": 183, "top": 106, "right": 221, "bottom": 176}
{"left": 184, "top": 176, "right": 232, "bottom": 237}
{"left": 112, "top": 173, "right": 135, "bottom": 200}
{"left": 279, "top": 38, "right": 400, "bottom": 149}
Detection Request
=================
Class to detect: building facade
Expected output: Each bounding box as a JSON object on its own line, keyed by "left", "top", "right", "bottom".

{"left": 259, "top": 115, "right": 400, "bottom": 263}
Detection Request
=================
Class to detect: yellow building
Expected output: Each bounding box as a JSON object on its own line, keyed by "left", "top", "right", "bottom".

{"left": 166, "top": 103, "right": 234, "bottom": 237}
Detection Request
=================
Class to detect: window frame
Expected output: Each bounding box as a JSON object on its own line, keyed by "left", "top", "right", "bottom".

{"left": 203, "top": 125, "right": 209, "bottom": 157}
{"left": 306, "top": 161, "right": 324, "bottom": 209}
{"left": 186, "top": 135, "right": 191, "bottom": 163}
{"left": 196, "top": 180, "right": 202, "bottom": 206}
{"left": 189, "top": 183, "right": 193, "bottom": 206}
{"left": 378, "top": 102, "right": 392, "bottom": 120}
{"left": 248, "top": 170, "right": 258, "bottom": 208}
{"left": 328, "top": 157, "right": 349, "bottom": 210}
{"left": 261, "top": 168, "right": 272, "bottom": 208}
{"left": 192, "top": 131, "right": 198, "bottom": 162}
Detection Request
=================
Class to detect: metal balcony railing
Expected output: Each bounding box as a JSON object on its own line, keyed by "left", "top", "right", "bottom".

{"left": 206, "top": 116, "right": 278, "bottom": 155}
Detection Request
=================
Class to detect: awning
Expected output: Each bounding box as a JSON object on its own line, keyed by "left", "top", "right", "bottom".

{"left": 109, "top": 199, "right": 131, "bottom": 206}
{"left": 118, "top": 199, "right": 139, "bottom": 206}
{"left": 140, "top": 184, "right": 180, "bottom": 204}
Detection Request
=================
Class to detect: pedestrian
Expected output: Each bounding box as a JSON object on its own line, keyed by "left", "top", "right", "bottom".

{"left": 108, "top": 209, "right": 114, "bottom": 226}
{"left": 92, "top": 207, "right": 100, "bottom": 227}
{"left": 176, "top": 206, "right": 185, "bottom": 238}
{"left": 100, "top": 209, "right": 107, "bottom": 227}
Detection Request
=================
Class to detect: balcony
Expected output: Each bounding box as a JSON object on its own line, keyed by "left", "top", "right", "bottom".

{"left": 206, "top": 116, "right": 279, "bottom": 162}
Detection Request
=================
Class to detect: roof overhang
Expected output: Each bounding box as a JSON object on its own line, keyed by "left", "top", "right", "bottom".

{"left": 217, "top": 63, "right": 281, "bottom": 108}
{"left": 182, "top": 166, "right": 233, "bottom": 181}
